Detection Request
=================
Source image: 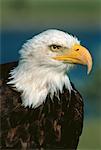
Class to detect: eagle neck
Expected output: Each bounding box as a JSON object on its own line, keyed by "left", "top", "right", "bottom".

{"left": 8, "top": 61, "right": 72, "bottom": 108}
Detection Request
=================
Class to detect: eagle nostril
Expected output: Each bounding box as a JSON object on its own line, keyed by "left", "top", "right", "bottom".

{"left": 75, "top": 49, "right": 79, "bottom": 51}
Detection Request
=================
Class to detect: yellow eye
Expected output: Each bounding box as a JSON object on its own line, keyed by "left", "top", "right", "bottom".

{"left": 50, "top": 45, "right": 62, "bottom": 51}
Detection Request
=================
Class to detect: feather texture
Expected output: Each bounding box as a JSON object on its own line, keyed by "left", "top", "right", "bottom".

{"left": 0, "top": 62, "right": 83, "bottom": 149}
{"left": 7, "top": 29, "right": 80, "bottom": 108}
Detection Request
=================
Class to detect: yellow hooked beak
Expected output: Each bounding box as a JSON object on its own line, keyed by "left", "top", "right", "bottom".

{"left": 53, "top": 44, "right": 92, "bottom": 74}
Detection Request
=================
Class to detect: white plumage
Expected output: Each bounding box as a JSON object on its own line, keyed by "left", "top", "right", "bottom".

{"left": 8, "top": 29, "right": 80, "bottom": 108}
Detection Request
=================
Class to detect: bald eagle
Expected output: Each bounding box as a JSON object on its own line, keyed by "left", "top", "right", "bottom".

{"left": 0, "top": 29, "right": 92, "bottom": 149}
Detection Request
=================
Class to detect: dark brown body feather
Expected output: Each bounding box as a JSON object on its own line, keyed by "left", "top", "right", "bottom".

{"left": 0, "top": 62, "right": 84, "bottom": 149}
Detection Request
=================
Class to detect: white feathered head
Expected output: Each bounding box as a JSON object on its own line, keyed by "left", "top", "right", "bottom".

{"left": 8, "top": 29, "right": 92, "bottom": 108}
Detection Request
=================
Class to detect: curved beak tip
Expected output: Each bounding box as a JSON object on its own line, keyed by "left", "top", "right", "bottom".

{"left": 87, "top": 65, "right": 92, "bottom": 74}
{"left": 87, "top": 68, "right": 91, "bottom": 75}
{"left": 86, "top": 53, "right": 93, "bottom": 75}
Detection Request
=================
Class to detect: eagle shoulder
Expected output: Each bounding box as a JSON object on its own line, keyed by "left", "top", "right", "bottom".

{"left": 0, "top": 62, "right": 83, "bottom": 149}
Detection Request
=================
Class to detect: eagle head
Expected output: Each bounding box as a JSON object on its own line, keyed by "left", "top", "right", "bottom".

{"left": 8, "top": 29, "right": 92, "bottom": 108}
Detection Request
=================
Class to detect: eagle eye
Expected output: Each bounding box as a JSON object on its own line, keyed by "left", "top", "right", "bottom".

{"left": 50, "top": 45, "right": 62, "bottom": 52}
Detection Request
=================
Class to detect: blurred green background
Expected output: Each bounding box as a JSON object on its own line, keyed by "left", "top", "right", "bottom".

{"left": 1, "top": 0, "right": 101, "bottom": 149}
